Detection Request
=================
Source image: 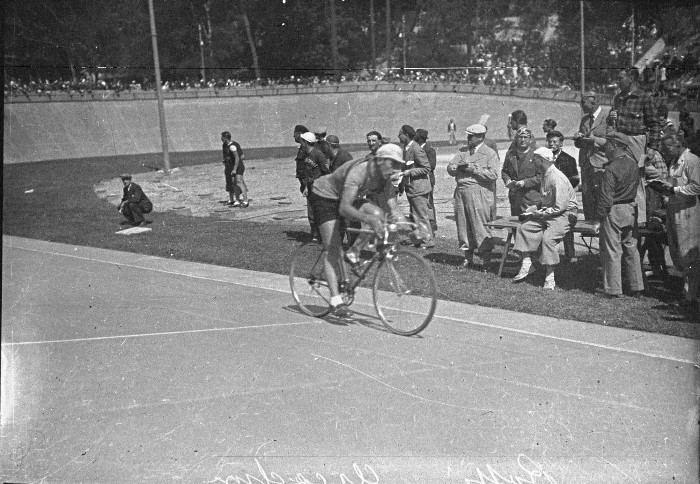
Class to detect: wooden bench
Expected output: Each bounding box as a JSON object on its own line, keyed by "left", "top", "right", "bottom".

{"left": 484, "top": 216, "right": 601, "bottom": 277}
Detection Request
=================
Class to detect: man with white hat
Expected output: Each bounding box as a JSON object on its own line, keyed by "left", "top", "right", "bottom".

{"left": 309, "top": 143, "right": 407, "bottom": 313}
{"left": 447, "top": 123, "right": 500, "bottom": 269}
{"left": 512, "top": 147, "right": 578, "bottom": 290}
{"left": 299, "top": 131, "right": 331, "bottom": 240}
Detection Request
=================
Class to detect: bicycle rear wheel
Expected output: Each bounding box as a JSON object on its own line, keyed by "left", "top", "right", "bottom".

{"left": 372, "top": 249, "right": 437, "bottom": 335}
{"left": 289, "top": 242, "right": 332, "bottom": 317}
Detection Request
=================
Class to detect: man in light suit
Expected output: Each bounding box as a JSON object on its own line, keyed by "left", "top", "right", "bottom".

{"left": 447, "top": 124, "right": 500, "bottom": 269}
{"left": 574, "top": 91, "right": 609, "bottom": 220}
{"left": 398, "top": 124, "right": 435, "bottom": 248}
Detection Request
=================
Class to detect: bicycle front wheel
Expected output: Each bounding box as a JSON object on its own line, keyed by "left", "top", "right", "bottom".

{"left": 289, "top": 242, "right": 332, "bottom": 317}
{"left": 372, "top": 249, "right": 437, "bottom": 336}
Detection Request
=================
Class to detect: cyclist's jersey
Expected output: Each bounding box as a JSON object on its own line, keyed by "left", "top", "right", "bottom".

{"left": 312, "top": 156, "right": 395, "bottom": 202}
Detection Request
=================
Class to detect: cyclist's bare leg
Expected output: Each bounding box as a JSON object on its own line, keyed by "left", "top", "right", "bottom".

{"left": 234, "top": 174, "right": 248, "bottom": 203}
{"left": 319, "top": 218, "right": 343, "bottom": 302}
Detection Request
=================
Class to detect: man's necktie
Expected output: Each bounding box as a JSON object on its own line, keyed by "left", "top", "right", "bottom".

{"left": 469, "top": 147, "right": 475, "bottom": 155}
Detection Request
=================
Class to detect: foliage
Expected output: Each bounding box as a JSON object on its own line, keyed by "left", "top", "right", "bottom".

{"left": 4, "top": 0, "right": 700, "bottom": 87}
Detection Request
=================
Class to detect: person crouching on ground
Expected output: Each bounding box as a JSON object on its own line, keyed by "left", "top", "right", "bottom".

{"left": 512, "top": 148, "right": 578, "bottom": 290}
{"left": 118, "top": 174, "right": 152, "bottom": 227}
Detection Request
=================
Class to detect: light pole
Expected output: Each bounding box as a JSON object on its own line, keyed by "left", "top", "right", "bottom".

{"left": 198, "top": 23, "right": 207, "bottom": 84}
{"left": 580, "top": 0, "right": 585, "bottom": 93}
{"left": 147, "top": 0, "right": 170, "bottom": 174}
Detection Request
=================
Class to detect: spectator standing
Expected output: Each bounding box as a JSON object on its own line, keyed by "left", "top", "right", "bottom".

{"left": 118, "top": 174, "right": 152, "bottom": 227}
{"left": 299, "top": 131, "right": 331, "bottom": 240}
{"left": 294, "top": 124, "right": 310, "bottom": 193}
{"left": 607, "top": 67, "right": 662, "bottom": 226}
{"left": 448, "top": 119, "right": 457, "bottom": 145}
{"left": 502, "top": 127, "right": 541, "bottom": 215}
{"left": 221, "top": 131, "right": 248, "bottom": 207}
{"left": 542, "top": 118, "right": 557, "bottom": 135}
{"left": 507, "top": 110, "right": 528, "bottom": 144}
{"left": 314, "top": 126, "right": 333, "bottom": 160}
{"left": 416, "top": 128, "right": 438, "bottom": 232}
{"left": 447, "top": 124, "right": 500, "bottom": 269}
{"left": 574, "top": 92, "right": 609, "bottom": 221}
{"left": 327, "top": 135, "right": 353, "bottom": 172}
{"left": 398, "top": 124, "right": 435, "bottom": 248}
{"left": 547, "top": 130, "right": 579, "bottom": 261}
{"left": 511, "top": 148, "right": 578, "bottom": 290}
{"left": 366, "top": 130, "right": 384, "bottom": 156}
{"left": 596, "top": 133, "right": 644, "bottom": 298}
{"left": 655, "top": 132, "right": 700, "bottom": 308}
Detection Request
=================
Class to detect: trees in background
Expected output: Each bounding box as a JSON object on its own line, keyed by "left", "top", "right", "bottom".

{"left": 4, "top": 0, "right": 699, "bottom": 89}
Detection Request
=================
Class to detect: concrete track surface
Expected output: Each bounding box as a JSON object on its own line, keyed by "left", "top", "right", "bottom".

{"left": 2, "top": 236, "right": 698, "bottom": 483}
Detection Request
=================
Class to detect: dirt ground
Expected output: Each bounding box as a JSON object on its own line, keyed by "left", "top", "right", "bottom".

{"left": 95, "top": 145, "right": 588, "bottom": 252}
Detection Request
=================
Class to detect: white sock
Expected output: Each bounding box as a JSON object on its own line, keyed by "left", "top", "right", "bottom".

{"left": 520, "top": 256, "right": 532, "bottom": 269}
{"left": 330, "top": 295, "right": 344, "bottom": 307}
{"left": 545, "top": 266, "right": 555, "bottom": 282}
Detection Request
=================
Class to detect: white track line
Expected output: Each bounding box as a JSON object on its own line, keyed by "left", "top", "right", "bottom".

{"left": 1, "top": 321, "right": 319, "bottom": 346}
{"left": 4, "top": 242, "right": 698, "bottom": 364}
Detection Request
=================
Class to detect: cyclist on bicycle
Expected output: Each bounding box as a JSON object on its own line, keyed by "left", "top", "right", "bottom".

{"left": 309, "top": 143, "right": 407, "bottom": 312}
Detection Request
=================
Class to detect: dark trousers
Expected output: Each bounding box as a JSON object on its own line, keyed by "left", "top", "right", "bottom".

{"left": 122, "top": 201, "right": 152, "bottom": 224}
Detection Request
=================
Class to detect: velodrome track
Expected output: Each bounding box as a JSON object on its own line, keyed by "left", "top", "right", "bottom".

{"left": 2, "top": 235, "right": 698, "bottom": 483}
{"left": 6, "top": 90, "right": 597, "bottom": 164}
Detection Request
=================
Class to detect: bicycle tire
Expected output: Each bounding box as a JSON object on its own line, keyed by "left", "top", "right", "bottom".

{"left": 372, "top": 248, "right": 437, "bottom": 336}
{"left": 289, "top": 242, "right": 332, "bottom": 317}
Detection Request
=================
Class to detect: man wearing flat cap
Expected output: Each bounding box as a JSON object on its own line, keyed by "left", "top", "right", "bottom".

{"left": 596, "top": 132, "right": 644, "bottom": 298}
{"left": 415, "top": 128, "right": 438, "bottom": 232}
{"left": 118, "top": 174, "right": 152, "bottom": 227}
{"left": 314, "top": 126, "right": 333, "bottom": 161}
{"left": 327, "top": 135, "right": 353, "bottom": 173}
{"left": 398, "top": 124, "right": 435, "bottom": 248}
{"left": 574, "top": 91, "right": 609, "bottom": 221}
{"left": 512, "top": 147, "right": 578, "bottom": 290}
{"left": 447, "top": 124, "right": 500, "bottom": 268}
{"left": 502, "top": 126, "right": 542, "bottom": 216}
{"left": 607, "top": 67, "right": 662, "bottom": 225}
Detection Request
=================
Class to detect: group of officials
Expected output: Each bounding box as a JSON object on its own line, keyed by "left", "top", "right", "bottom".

{"left": 293, "top": 67, "right": 699, "bottom": 306}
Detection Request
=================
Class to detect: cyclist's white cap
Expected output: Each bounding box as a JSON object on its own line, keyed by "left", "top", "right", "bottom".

{"left": 375, "top": 143, "right": 405, "bottom": 164}
{"left": 533, "top": 147, "right": 554, "bottom": 161}
{"left": 300, "top": 132, "right": 317, "bottom": 143}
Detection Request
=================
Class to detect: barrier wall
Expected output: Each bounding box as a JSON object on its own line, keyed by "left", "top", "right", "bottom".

{"left": 3, "top": 84, "right": 691, "bottom": 164}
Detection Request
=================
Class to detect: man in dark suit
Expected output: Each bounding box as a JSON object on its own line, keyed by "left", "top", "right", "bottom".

{"left": 118, "top": 174, "right": 152, "bottom": 227}
{"left": 398, "top": 124, "right": 435, "bottom": 248}
{"left": 501, "top": 127, "right": 541, "bottom": 216}
{"left": 574, "top": 92, "right": 609, "bottom": 220}
{"left": 547, "top": 130, "right": 579, "bottom": 261}
{"left": 415, "top": 128, "right": 438, "bottom": 232}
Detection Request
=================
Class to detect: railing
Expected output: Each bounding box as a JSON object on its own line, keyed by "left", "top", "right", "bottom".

{"left": 4, "top": 81, "right": 697, "bottom": 112}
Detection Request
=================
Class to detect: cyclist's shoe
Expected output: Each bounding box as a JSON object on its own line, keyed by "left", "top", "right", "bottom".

{"left": 330, "top": 304, "right": 352, "bottom": 318}
{"left": 240, "top": 201, "right": 249, "bottom": 208}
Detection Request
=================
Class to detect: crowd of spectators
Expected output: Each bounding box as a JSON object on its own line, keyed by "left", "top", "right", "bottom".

{"left": 5, "top": 48, "right": 698, "bottom": 109}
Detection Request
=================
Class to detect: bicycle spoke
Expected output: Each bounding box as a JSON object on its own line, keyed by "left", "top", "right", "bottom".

{"left": 289, "top": 242, "right": 332, "bottom": 317}
{"left": 373, "top": 249, "right": 437, "bottom": 336}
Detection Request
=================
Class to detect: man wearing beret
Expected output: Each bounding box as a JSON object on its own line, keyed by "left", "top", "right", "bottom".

{"left": 596, "top": 132, "right": 644, "bottom": 298}
{"left": 118, "top": 174, "right": 152, "bottom": 227}
{"left": 512, "top": 147, "right": 578, "bottom": 290}
{"left": 447, "top": 124, "right": 500, "bottom": 269}
{"left": 398, "top": 124, "right": 435, "bottom": 248}
{"left": 502, "top": 127, "right": 542, "bottom": 216}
